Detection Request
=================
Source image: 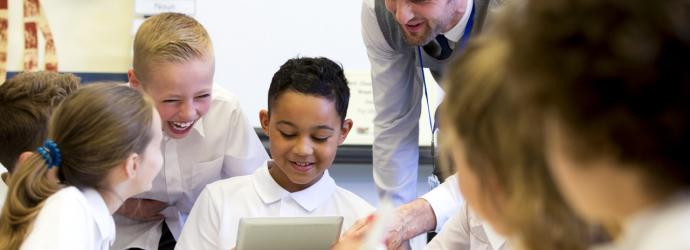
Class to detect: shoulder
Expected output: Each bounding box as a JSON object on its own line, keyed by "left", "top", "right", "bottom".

{"left": 202, "top": 85, "right": 247, "bottom": 126}
{"left": 203, "top": 174, "right": 256, "bottom": 201}
{"left": 332, "top": 185, "right": 375, "bottom": 214}
{"left": 209, "top": 85, "right": 242, "bottom": 112}
{"left": 42, "top": 186, "right": 89, "bottom": 211}
{"left": 23, "top": 187, "right": 91, "bottom": 248}
{"left": 637, "top": 195, "right": 690, "bottom": 248}
{"left": 211, "top": 85, "right": 240, "bottom": 104}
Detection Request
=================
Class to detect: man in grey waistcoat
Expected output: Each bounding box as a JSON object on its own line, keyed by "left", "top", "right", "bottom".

{"left": 358, "top": 0, "right": 504, "bottom": 248}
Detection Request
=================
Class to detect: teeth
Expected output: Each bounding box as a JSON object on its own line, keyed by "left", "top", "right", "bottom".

{"left": 170, "top": 121, "right": 193, "bottom": 131}
{"left": 294, "top": 162, "right": 312, "bottom": 167}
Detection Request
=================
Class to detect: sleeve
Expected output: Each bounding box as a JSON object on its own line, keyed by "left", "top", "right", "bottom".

{"left": 361, "top": 0, "right": 424, "bottom": 206}
{"left": 220, "top": 98, "right": 269, "bottom": 178}
{"left": 424, "top": 204, "right": 472, "bottom": 250}
{"left": 176, "top": 187, "right": 223, "bottom": 250}
{"left": 421, "top": 175, "right": 463, "bottom": 231}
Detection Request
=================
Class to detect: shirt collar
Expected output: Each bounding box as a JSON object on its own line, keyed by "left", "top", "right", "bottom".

{"left": 618, "top": 190, "right": 690, "bottom": 248}
{"left": 483, "top": 223, "right": 507, "bottom": 250}
{"left": 81, "top": 188, "right": 116, "bottom": 246}
{"left": 468, "top": 208, "right": 506, "bottom": 250}
{"left": 253, "top": 160, "right": 337, "bottom": 212}
{"left": 443, "top": 0, "right": 474, "bottom": 43}
{"left": 191, "top": 116, "right": 206, "bottom": 138}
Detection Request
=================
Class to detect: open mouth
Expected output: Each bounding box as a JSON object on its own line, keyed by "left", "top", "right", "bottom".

{"left": 168, "top": 120, "right": 195, "bottom": 135}
{"left": 405, "top": 21, "right": 424, "bottom": 33}
{"left": 290, "top": 161, "right": 315, "bottom": 172}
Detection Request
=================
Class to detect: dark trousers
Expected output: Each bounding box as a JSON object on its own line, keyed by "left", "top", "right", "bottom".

{"left": 127, "top": 222, "right": 176, "bottom": 250}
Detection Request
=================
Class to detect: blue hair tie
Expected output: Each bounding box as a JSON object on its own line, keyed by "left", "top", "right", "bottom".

{"left": 37, "top": 139, "right": 61, "bottom": 168}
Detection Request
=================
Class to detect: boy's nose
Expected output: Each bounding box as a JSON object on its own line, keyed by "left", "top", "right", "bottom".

{"left": 292, "top": 138, "right": 314, "bottom": 156}
{"left": 178, "top": 102, "right": 196, "bottom": 120}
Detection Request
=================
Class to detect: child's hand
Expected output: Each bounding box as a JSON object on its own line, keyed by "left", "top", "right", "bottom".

{"left": 344, "top": 213, "right": 409, "bottom": 249}
{"left": 116, "top": 198, "right": 168, "bottom": 221}
{"left": 331, "top": 227, "right": 365, "bottom": 250}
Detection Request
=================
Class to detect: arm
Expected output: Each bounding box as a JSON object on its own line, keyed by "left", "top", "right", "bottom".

{"left": 421, "top": 175, "right": 463, "bottom": 231}
{"left": 115, "top": 198, "right": 167, "bottom": 221}
{"left": 344, "top": 176, "right": 462, "bottom": 249}
{"left": 362, "top": 0, "right": 424, "bottom": 206}
{"left": 341, "top": 199, "right": 437, "bottom": 249}
{"left": 176, "top": 187, "right": 222, "bottom": 250}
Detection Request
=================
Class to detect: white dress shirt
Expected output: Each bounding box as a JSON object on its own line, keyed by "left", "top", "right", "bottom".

{"left": 175, "top": 161, "right": 375, "bottom": 250}
{"left": 21, "top": 187, "right": 115, "bottom": 250}
{"left": 113, "top": 86, "right": 269, "bottom": 250}
{"left": 426, "top": 204, "right": 507, "bottom": 250}
{"left": 597, "top": 191, "right": 690, "bottom": 250}
{"left": 361, "top": 0, "right": 473, "bottom": 206}
{"left": 422, "top": 175, "right": 463, "bottom": 232}
{"left": 0, "top": 162, "right": 7, "bottom": 210}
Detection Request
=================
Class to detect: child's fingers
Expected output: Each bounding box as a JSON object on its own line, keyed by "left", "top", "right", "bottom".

{"left": 343, "top": 214, "right": 374, "bottom": 237}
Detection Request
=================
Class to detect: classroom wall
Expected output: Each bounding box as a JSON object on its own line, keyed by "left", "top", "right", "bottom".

{"left": 3, "top": 0, "right": 442, "bottom": 146}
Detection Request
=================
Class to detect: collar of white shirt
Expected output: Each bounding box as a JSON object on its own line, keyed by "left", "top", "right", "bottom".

{"left": 253, "top": 161, "right": 337, "bottom": 212}
{"left": 82, "top": 188, "right": 116, "bottom": 245}
{"left": 192, "top": 116, "right": 206, "bottom": 138}
{"left": 0, "top": 162, "right": 7, "bottom": 174}
{"left": 617, "top": 190, "right": 690, "bottom": 249}
{"left": 469, "top": 207, "right": 506, "bottom": 250}
{"left": 482, "top": 223, "right": 506, "bottom": 250}
{"left": 443, "top": 0, "right": 475, "bottom": 43}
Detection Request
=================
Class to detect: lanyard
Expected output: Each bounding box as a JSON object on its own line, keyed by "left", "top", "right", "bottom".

{"left": 418, "top": 3, "right": 475, "bottom": 184}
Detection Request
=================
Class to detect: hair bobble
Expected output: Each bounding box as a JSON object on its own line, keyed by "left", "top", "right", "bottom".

{"left": 36, "top": 139, "right": 61, "bottom": 168}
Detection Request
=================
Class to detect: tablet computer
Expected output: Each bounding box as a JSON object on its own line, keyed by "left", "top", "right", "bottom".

{"left": 236, "top": 216, "right": 344, "bottom": 250}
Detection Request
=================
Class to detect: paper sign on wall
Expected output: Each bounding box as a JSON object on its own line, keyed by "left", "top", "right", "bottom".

{"left": 135, "top": 0, "right": 195, "bottom": 16}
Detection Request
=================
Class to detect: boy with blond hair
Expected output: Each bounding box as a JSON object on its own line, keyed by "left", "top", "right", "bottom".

{"left": 0, "top": 71, "right": 80, "bottom": 209}
{"left": 113, "top": 12, "right": 268, "bottom": 250}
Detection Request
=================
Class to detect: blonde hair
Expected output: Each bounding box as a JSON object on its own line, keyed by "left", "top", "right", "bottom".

{"left": 440, "top": 35, "right": 589, "bottom": 250}
{"left": 132, "top": 12, "right": 213, "bottom": 81}
{"left": 0, "top": 72, "right": 80, "bottom": 170}
{"left": 0, "top": 83, "right": 155, "bottom": 249}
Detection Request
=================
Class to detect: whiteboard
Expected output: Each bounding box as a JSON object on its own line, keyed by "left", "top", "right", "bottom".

{"left": 194, "top": 0, "right": 442, "bottom": 145}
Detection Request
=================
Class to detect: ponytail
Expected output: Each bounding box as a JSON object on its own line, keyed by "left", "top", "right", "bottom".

{"left": 0, "top": 154, "right": 60, "bottom": 249}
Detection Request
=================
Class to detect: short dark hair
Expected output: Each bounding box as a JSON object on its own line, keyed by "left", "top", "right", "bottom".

{"left": 0, "top": 72, "right": 80, "bottom": 171}
{"left": 507, "top": 0, "right": 690, "bottom": 188}
{"left": 267, "top": 57, "right": 350, "bottom": 121}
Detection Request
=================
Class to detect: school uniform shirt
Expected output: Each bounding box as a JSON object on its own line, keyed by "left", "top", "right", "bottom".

{"left": 426, "top": 204, "right": 508, "bottom": 250}
{"left": 21, "top": 186, "right": 115, "bottom": 250}
{"left": 0, "top": 162, "right": 7, "bottom": 210}
{"left": 596, "top": 191, "right": 690, "bottom": 250}
{"left": 175, "top": 160, "right": 375, "bottom": 250}
{"left": 112, "top": 86, "right": 269, "bottom": 250}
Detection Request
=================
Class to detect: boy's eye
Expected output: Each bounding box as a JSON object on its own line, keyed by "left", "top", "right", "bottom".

{"left": 279, "top": 131, "right": 296, "bottom": 138}
{"left": 312, "top": 136, "right": 329, "bottom": 142}
{"left": 163, "top": 99, "right": 179, "bottom": 103}
{"left": 196, "top": 94, "right": 211, "bottom": 99}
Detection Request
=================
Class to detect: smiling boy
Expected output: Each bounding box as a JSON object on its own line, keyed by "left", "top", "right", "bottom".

{"left": 175, "top": 57, "right": 374, "bottom": 250}
{"left": 112, "top": 13, "right": 268, "bottom": 250}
